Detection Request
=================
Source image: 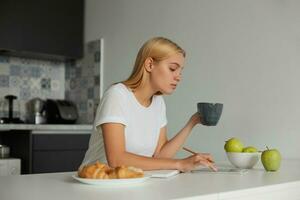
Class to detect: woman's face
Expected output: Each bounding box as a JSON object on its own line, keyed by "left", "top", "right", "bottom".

{"left": 150, "top": 53, "right": 185, "bottom": 95}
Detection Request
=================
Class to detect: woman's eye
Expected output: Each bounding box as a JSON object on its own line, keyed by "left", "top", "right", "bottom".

{"left": 169, "top": 68, "right": 176, "bottom": 72}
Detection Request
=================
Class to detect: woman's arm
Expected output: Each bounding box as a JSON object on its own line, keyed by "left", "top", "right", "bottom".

{"left": 102, "top": 123, "right": 179, "bottom": 170}
{"left": 101, "top": 122, "right": 216, "bottom": 171}
{"left": 154, "top": 112, "right": 201, "bottom": 158}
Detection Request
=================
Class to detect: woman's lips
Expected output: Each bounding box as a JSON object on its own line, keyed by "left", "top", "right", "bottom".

{"left": 171, "top": 84, "right": 177, "bottom": 89}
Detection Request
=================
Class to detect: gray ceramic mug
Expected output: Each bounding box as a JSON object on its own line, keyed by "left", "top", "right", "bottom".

{"left": 197, "top": 103, "right": 223, "bottom": 126}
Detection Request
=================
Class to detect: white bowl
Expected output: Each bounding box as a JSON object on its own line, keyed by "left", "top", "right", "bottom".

{"left": 226, "top": 152, "right": 261, "bottom": 169}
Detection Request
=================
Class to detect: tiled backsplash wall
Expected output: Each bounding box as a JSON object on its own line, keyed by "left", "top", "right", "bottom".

{"left": 0, "top": 39, "right": 101, "bottom": 124}
{"left": 0, "top": 56, "right": 65, "bottom": 120}
{"left": 65, "top": 40, "right": 101, "bottom": 124}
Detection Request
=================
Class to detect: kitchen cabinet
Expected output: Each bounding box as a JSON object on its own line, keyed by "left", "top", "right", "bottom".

{"left": 0, "top": 0, "right": 83, "bottom": 61}
{"left": 0, "top": 126, "right": 91, "bottom": 174}
{"left": 32, "top": 134, "right": 89, "bottom": 173}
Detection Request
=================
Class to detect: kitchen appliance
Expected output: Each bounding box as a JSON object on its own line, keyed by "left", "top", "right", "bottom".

{"left": 0, "top": 158, "right": 21, "bottom": 176}
{"left": 44, "top": 99, "right": 78, "bottom": 124}
{"left": 0, "top": 145, "right": 10, "bottom": 158}
{"left": 26, "top": 98, "right": 46, "bottom": 124}
{"left": 0, "top": 95, "right": 24, "bottom": 124}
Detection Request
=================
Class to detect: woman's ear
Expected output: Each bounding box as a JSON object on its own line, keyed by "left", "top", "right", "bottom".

{"left": 144, "top": 57, "right": 154, "bottom": 72}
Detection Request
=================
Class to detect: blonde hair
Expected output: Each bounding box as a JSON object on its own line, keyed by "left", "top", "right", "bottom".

{"left": 122, "top": 37, "right": 185, "bottom": 93}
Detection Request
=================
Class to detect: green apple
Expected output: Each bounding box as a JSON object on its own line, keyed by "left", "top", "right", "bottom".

{"left": 242, "top": 146, "right": 258, "bottom": 153}
{"left": 261, "top": 147, "right": 281, "bottom": 171}
{"left": 224, "top": 138, "right": 244, "bottom": 152}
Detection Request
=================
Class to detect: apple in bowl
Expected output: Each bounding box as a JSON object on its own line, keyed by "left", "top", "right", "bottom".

{"left": 224, "top": 138, "right": 260, "bottom": 169}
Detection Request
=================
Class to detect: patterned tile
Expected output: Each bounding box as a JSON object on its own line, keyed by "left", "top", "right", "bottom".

{"left": 0, "top": 64, "right": 9, "bottom": 75}
{"left": 94, "top": 75, "right": 100, "bottom": 85}
{"left": 10, "top": 65, "right": 21, "bottom": 76}
{"left": 79, "top": 101, "right": 87, "bottom": 111}
{"left": 69, "top": 78, "right": 77, "bottom": 90}
{"left": 31, "top": 78, "right": 41, "bottom": 89}
{"left": 19, "top": 87, "right": 31, "bottom": 100}
{"left": 76, "top": 68, "right": 82, "bottom": 77}
{"left": 9, "top": 76, "right": 21, "bottom": 87}
{"left": 79, "top": 89, "right": 88, "bottom": 100}
{"left": 65, "top": 66, "right": 72, "bottom": 79}
{"left": 94, "top": 63, "right": 100, "bottom": 74}
{"left": 0, "top": 99, "right": 7, "bottom": 117}
{"left": 13, "top": 111, "right": 20, "bottom": 118}
{"left": 41, "top": 78, "right": 51, "bottom": 90}
{"left": 94, "top": 87, "right": 100, "bottom": 99}
{"left": 40, "top": 66, "right": 50, "bottom": 75}
{"left": 79, "top": 78, "right": 88, "bottom": 88}
{"left": 0, "top": 88, "right": 10, "bottom": 98}
{"left": 51, "top": 80, "right": 60, "bottom": 91}
{"left": 31, "top": 88, "right": 42, "bottom": 98}
{"left": 82, "top": 66, "right": 93, "bottom": 77}
{"left": 20, "top": 78, "right": 31, "bottom": 88}
{"left": 0, "top": 56, "right": 9, "bottom": 63}
{"left": 65, "top": 90, "right": 71, "bottom": 99}
{"left": 30, "top": 66, "right": 41, "bottom": 78}
{"left": 0, "top": 75, "right": 9, "bottom": 87}
{"left": 41, "top": 89, "right": 51, "bottom": 99}
{"left": 19, "top": 100, "right": 26, "bottom": 116}
{"left": 21, "top": 67, "right": 32, "bottom": 77}
{"left": 94, "top": 51, "right": 100, "bottom": 62}
{"left": 85, "top": 77, "right": 93, "bottom": 88}
{"left": 87, "top": 87, "right": 94, "bottom": 99}
{"left": 51, "top": 91, "right": 63, "bottom": 99}
{"left": 66, "top": 91, "right": 77, "bottom": 101}
{"left": 20, "top": 58, "right": 31, "bottom": 65}
{"left": 65, "top": 80, "right": 70, "bottom": 90}
{"left": 69, "top": 68, "right": 77, "bottom": 79}
{"left": 87, "top": 99, "right": 94, "bottom": 109}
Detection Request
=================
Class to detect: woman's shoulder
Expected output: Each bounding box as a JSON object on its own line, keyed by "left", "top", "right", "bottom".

{"left": 103, "top": 83, "right": 129, "bottom": 98}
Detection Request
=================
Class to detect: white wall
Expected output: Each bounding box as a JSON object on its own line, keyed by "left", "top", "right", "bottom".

{"left": 85, "top": 0, "right": 300, "bottom": 161}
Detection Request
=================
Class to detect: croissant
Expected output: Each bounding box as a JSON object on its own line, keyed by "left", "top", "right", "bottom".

{"left": 78, "top": 161, "right": 110, "bottom": 179}
{"left": 78, "top": 161, "right": 144, "bottom": 179}
{"left": 115, "top": 166, "right": 144, "bottom": 179}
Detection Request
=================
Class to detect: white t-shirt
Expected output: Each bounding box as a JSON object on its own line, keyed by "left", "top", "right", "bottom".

{"left": 81, "top": 83, "right": 167, "bottom": 166}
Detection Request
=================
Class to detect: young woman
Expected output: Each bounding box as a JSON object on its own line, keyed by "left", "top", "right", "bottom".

{"left": 81, "top": 37, "right": 217, "bottom": 172}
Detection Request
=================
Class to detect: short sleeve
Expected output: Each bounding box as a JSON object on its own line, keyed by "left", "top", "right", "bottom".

{"left": 160, "top": 97, "right": 168, "bottom": 128}
{"left": 94, "top": 88, "right": 128, "bottom": 127}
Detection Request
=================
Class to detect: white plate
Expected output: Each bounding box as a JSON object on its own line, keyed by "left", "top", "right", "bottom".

{"left": 72, "top": 174, "right": 150, "bottom": 186}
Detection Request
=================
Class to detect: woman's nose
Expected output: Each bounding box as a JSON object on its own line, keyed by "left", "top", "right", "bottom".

{"left": 175, "top": 73, "right": 181, "bottom": 82}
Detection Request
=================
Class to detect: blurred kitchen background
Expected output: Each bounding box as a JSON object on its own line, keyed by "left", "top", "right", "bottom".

{"left": 1, "top": 0, "right": 300, "bottom": 175}
{"left": 0, "top": 40, "right": 101, "bottom": 124}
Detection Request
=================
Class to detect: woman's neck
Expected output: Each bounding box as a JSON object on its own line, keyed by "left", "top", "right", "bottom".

{"left": 133, "top": 84, "right": 156, "bottom": 107}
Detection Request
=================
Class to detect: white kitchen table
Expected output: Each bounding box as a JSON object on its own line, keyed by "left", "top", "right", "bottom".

{"left": 1, "top": 160, "right": 300, "bottom": 200}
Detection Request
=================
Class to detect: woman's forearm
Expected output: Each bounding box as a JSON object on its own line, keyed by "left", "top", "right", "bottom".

{"left": 109, "top": 151, "right": 180, "bottom": 170}
{"left": 156, "top": 116, "right": 199, "bottom": 158}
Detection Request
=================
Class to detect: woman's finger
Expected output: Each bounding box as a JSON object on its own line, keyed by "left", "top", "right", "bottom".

{"left": 197, "top": 158, "right": 218, "bottom": 172}
{"left": 198, "top": 153, "right": 214, "bottom": 163}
